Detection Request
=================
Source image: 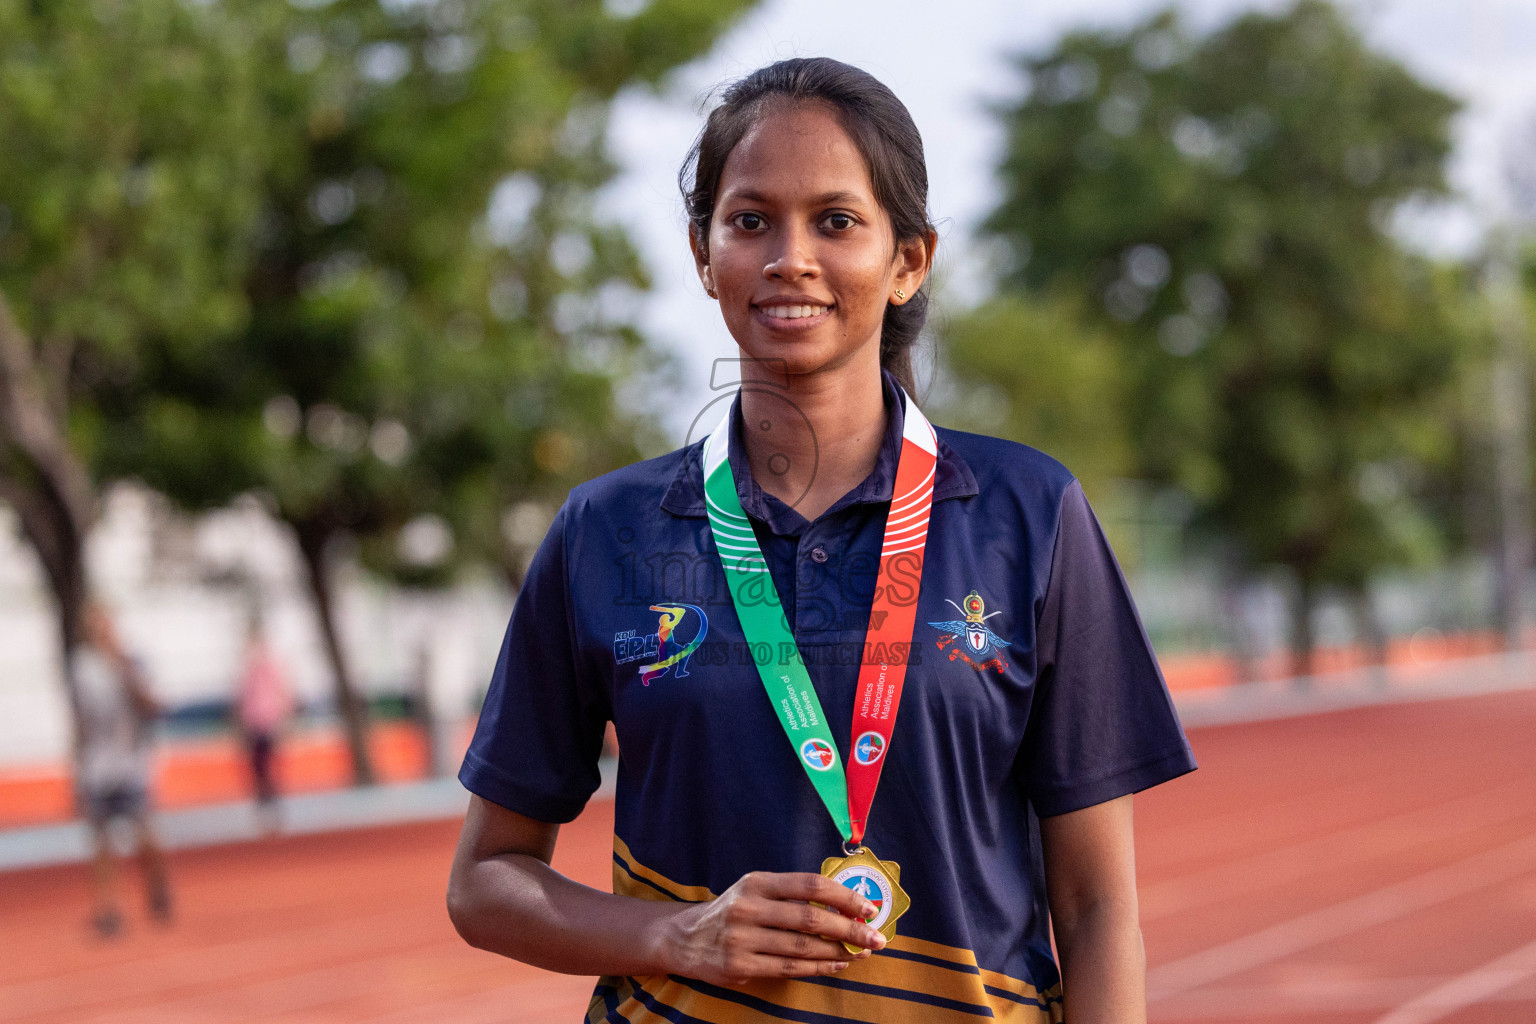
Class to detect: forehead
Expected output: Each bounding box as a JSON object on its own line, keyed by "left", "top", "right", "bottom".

{"left": 716, "top": 101, "right": 876, "bottom": 204}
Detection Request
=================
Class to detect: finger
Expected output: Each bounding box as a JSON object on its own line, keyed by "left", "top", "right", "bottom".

{"left": 754, "top": 898, "right": 885, "bottom": 950}
{"left": 747, "top": 923, "right": 863, "bottom": 961}
{"left": 738, "top": 952, "right": 855, "bottom": 980}
{"left": 752, "top": 872, "right": 880, "bottom": 922}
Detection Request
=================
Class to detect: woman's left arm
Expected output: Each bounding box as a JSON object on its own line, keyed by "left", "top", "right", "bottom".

{"left": 1039, "top": 793, "right": 1145, "bottom": 1024}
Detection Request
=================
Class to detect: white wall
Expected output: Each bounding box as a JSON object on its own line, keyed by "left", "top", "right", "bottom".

{"left": 0, "top": 485, "right": 513, "bottom": 767}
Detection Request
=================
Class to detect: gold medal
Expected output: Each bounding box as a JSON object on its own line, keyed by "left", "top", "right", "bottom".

{"left": 819, "top": 846, "right": 911, "bottom": 954}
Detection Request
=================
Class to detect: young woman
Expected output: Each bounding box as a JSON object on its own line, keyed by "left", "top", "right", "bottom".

{"left": 236, "top": 613, "right": 294, "bottom": 835}
{"left": 449, "top": 58, "right": 1195, "bottom": 1024}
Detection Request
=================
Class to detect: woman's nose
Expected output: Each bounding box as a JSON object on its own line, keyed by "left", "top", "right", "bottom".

{"left": 763, "top": 224, "right": 818, "bottom": 280}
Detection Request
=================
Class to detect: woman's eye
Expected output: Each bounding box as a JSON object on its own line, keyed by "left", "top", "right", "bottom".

{"left": 734, "top": 213, "right": 765, "bottom": 231}
{"left": 824, "top": 213, "right": 855, "bottom": 231}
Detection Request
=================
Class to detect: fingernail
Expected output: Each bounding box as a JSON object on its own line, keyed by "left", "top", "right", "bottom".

{"left": 862, "top": 902, "right": 877, "bottom": 918}
{"left": 865, "top": 927, "right": 885, "bottom": 948}
{"left": 833, "top": 962, "right": 849, "bottom": 971}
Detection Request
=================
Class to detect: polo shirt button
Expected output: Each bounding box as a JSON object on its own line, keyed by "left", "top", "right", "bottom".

{"left": 810, "top": 546, "right": 829, "bottom": 563}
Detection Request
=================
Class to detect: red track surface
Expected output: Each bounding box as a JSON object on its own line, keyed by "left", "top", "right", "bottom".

{"left": 2, "top": 688, "right": 1533, "bottom": 1023}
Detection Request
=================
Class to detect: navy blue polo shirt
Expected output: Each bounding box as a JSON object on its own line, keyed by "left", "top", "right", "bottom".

{"left": 461, "top": 369, "right": 1196, "bottom": 1024}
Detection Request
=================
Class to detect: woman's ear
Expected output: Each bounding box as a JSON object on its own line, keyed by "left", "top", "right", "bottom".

{"left": 891, "top": 229, "right": 937, "bottom": 304}
{"left": 690, "top": 224, "right": 717, "bottom": 299}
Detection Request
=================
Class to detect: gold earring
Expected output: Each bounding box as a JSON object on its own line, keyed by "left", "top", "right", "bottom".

{"left": 894, "top": 289, "right": 907, "bottom": 301}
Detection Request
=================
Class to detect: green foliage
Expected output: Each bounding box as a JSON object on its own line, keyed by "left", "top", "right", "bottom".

{"left": 939, "top": 292, "right": 1131, "bottom": 506}
{"left": 90, "top": 0, "right": 750, "bottom": 581}
{"left": 0, "top": 0, "right": 265, "bottom": 419}
{"left": 980, "top": 0, "right": 1471, "bottom": 590}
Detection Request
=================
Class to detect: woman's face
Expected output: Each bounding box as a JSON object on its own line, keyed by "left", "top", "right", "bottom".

{"left": 693, "top": 101, "right": 932, "bottom": 380}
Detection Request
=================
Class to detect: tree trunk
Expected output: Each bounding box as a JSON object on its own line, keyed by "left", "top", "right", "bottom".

{"left": 293, "top": 520, "right": 376, "bottom": 786}
{"left": 1219, "top": 562, "right": 1257, "bottom": 683}
{"left": 2, "top": 477, "right": 91, "bottom": 740}
{"left": 410, "top": 638, "right": 448, "bottom": 778}
{"left": 1489, "top": 232, "right": 1533, "bottom": 651}
{"left": 1353, "top": 587, "right": 1389, "bottom": 687}
{"left": 0, "top": 292, "right": 97, "bottom": 752}
{"left": 1289, "top": 576, "right": 1316, "bottom": 687}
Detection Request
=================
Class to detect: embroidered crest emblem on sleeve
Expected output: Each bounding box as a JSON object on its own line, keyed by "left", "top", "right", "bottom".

{"left": 928, "top": 590, "right": 1010, "bottom": 672}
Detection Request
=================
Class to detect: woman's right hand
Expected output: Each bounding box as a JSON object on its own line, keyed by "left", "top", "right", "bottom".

{"left": 656, "top": 871, "right": 888, "bottom": 985}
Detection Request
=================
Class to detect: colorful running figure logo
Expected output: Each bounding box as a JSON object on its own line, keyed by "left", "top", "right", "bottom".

{"left": 632, "top": 604, "right": 709, "bottom": 684}
{"left": 800, "top": 738, "right": 836, "bottom": 771}
{"left": 853, "top": 731, "right": 885, "bottom": 765}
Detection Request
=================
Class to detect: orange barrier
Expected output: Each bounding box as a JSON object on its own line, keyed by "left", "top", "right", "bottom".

{"left": 0, "top": 722, "right": 433, "bottom": 828}
{"left": 1157, "top": 628, "right": 1506, "bottom": 693}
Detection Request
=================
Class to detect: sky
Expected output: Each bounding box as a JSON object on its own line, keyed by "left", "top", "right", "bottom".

{"left": 599, "top": 0, "right": 1536, "bottom": 439}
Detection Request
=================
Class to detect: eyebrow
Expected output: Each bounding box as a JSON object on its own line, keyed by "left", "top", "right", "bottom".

{"left": 721, "top": 188, "right": 868, "bottom": 207}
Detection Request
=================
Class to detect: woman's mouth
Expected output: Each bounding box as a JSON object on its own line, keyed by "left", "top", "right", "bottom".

{"left": 754, "top": 303, "right": 834, "bottom": 329}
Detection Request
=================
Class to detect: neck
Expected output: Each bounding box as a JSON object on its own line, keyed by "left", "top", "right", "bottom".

{"left": 738, "top": 350, "right": 890, "bottom": 522}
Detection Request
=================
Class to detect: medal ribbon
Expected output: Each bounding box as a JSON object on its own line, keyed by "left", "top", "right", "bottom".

{"left": 702, "top": 387, "right": 937, "bottom": 847}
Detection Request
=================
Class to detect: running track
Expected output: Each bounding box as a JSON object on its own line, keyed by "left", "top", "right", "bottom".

{"left": 2, "top": 688, "right": 1533, "bottom": 1023}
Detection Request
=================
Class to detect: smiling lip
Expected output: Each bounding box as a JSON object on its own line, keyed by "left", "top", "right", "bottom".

{"left": 753, "top": 298, "right": 834, "bottom": 330}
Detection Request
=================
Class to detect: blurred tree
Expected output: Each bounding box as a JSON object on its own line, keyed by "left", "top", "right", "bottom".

{"left": 1485, "top": 116, "right": 1536, "bottom": 649}
{"left": 1481, "top": 230, "right": 1533, "bottom": 650}
{"left": 938, "top": 292, "right": 1132, "bottom": 508}
{"left": 981, "top": 1, "right": 1469, "bottom": 674}
{"left": 92, "top": 0, "right": 748, "bottom": 783}
{"left": 0, "top": 0, "right": 265, "bottom": 734}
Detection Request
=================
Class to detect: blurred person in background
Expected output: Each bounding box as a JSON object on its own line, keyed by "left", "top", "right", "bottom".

{"left": 450, "top": 58, "right": 1194, "bottom": 1024}
{"left": 237, "top": 612, "right": 294, "bottom": 835}
{"left": 73, "top": 601, "right": 172, "bottom": 938}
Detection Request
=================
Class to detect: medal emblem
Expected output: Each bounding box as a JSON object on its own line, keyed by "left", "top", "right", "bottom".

{"left": 819, "top": 847, "right": 911, "bottom": 954}
{"left": 800, "top": 738, "right": 836, "bottom": 771}
{"left": 853, "top": 731, "right": 885, "bottom": 765}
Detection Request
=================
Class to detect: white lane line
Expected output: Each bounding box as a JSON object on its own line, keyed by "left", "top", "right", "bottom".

{"left": 1148, "top": 831, "right": 1536, "bottom": 1000}
{"left": 1146, "top": 979, "right": 1533, "bottom": 1019}
{"left": 1371, "top": 937, "right": 1536, "bottom": 1024}
{"left": 1142, "top": 779, "right": 1536, "bottom": 922}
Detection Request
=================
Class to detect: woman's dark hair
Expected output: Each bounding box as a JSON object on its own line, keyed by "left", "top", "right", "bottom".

{"left": 679, "top": 57, "right": 935, "bottom": 395}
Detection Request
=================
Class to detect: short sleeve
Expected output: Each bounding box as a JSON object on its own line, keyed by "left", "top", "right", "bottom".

{"left": 458, "top": 503, "right": 610, "bottom": 823}
{"left": 1017, "top": 480, "right": 1196, "bottom": 817}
